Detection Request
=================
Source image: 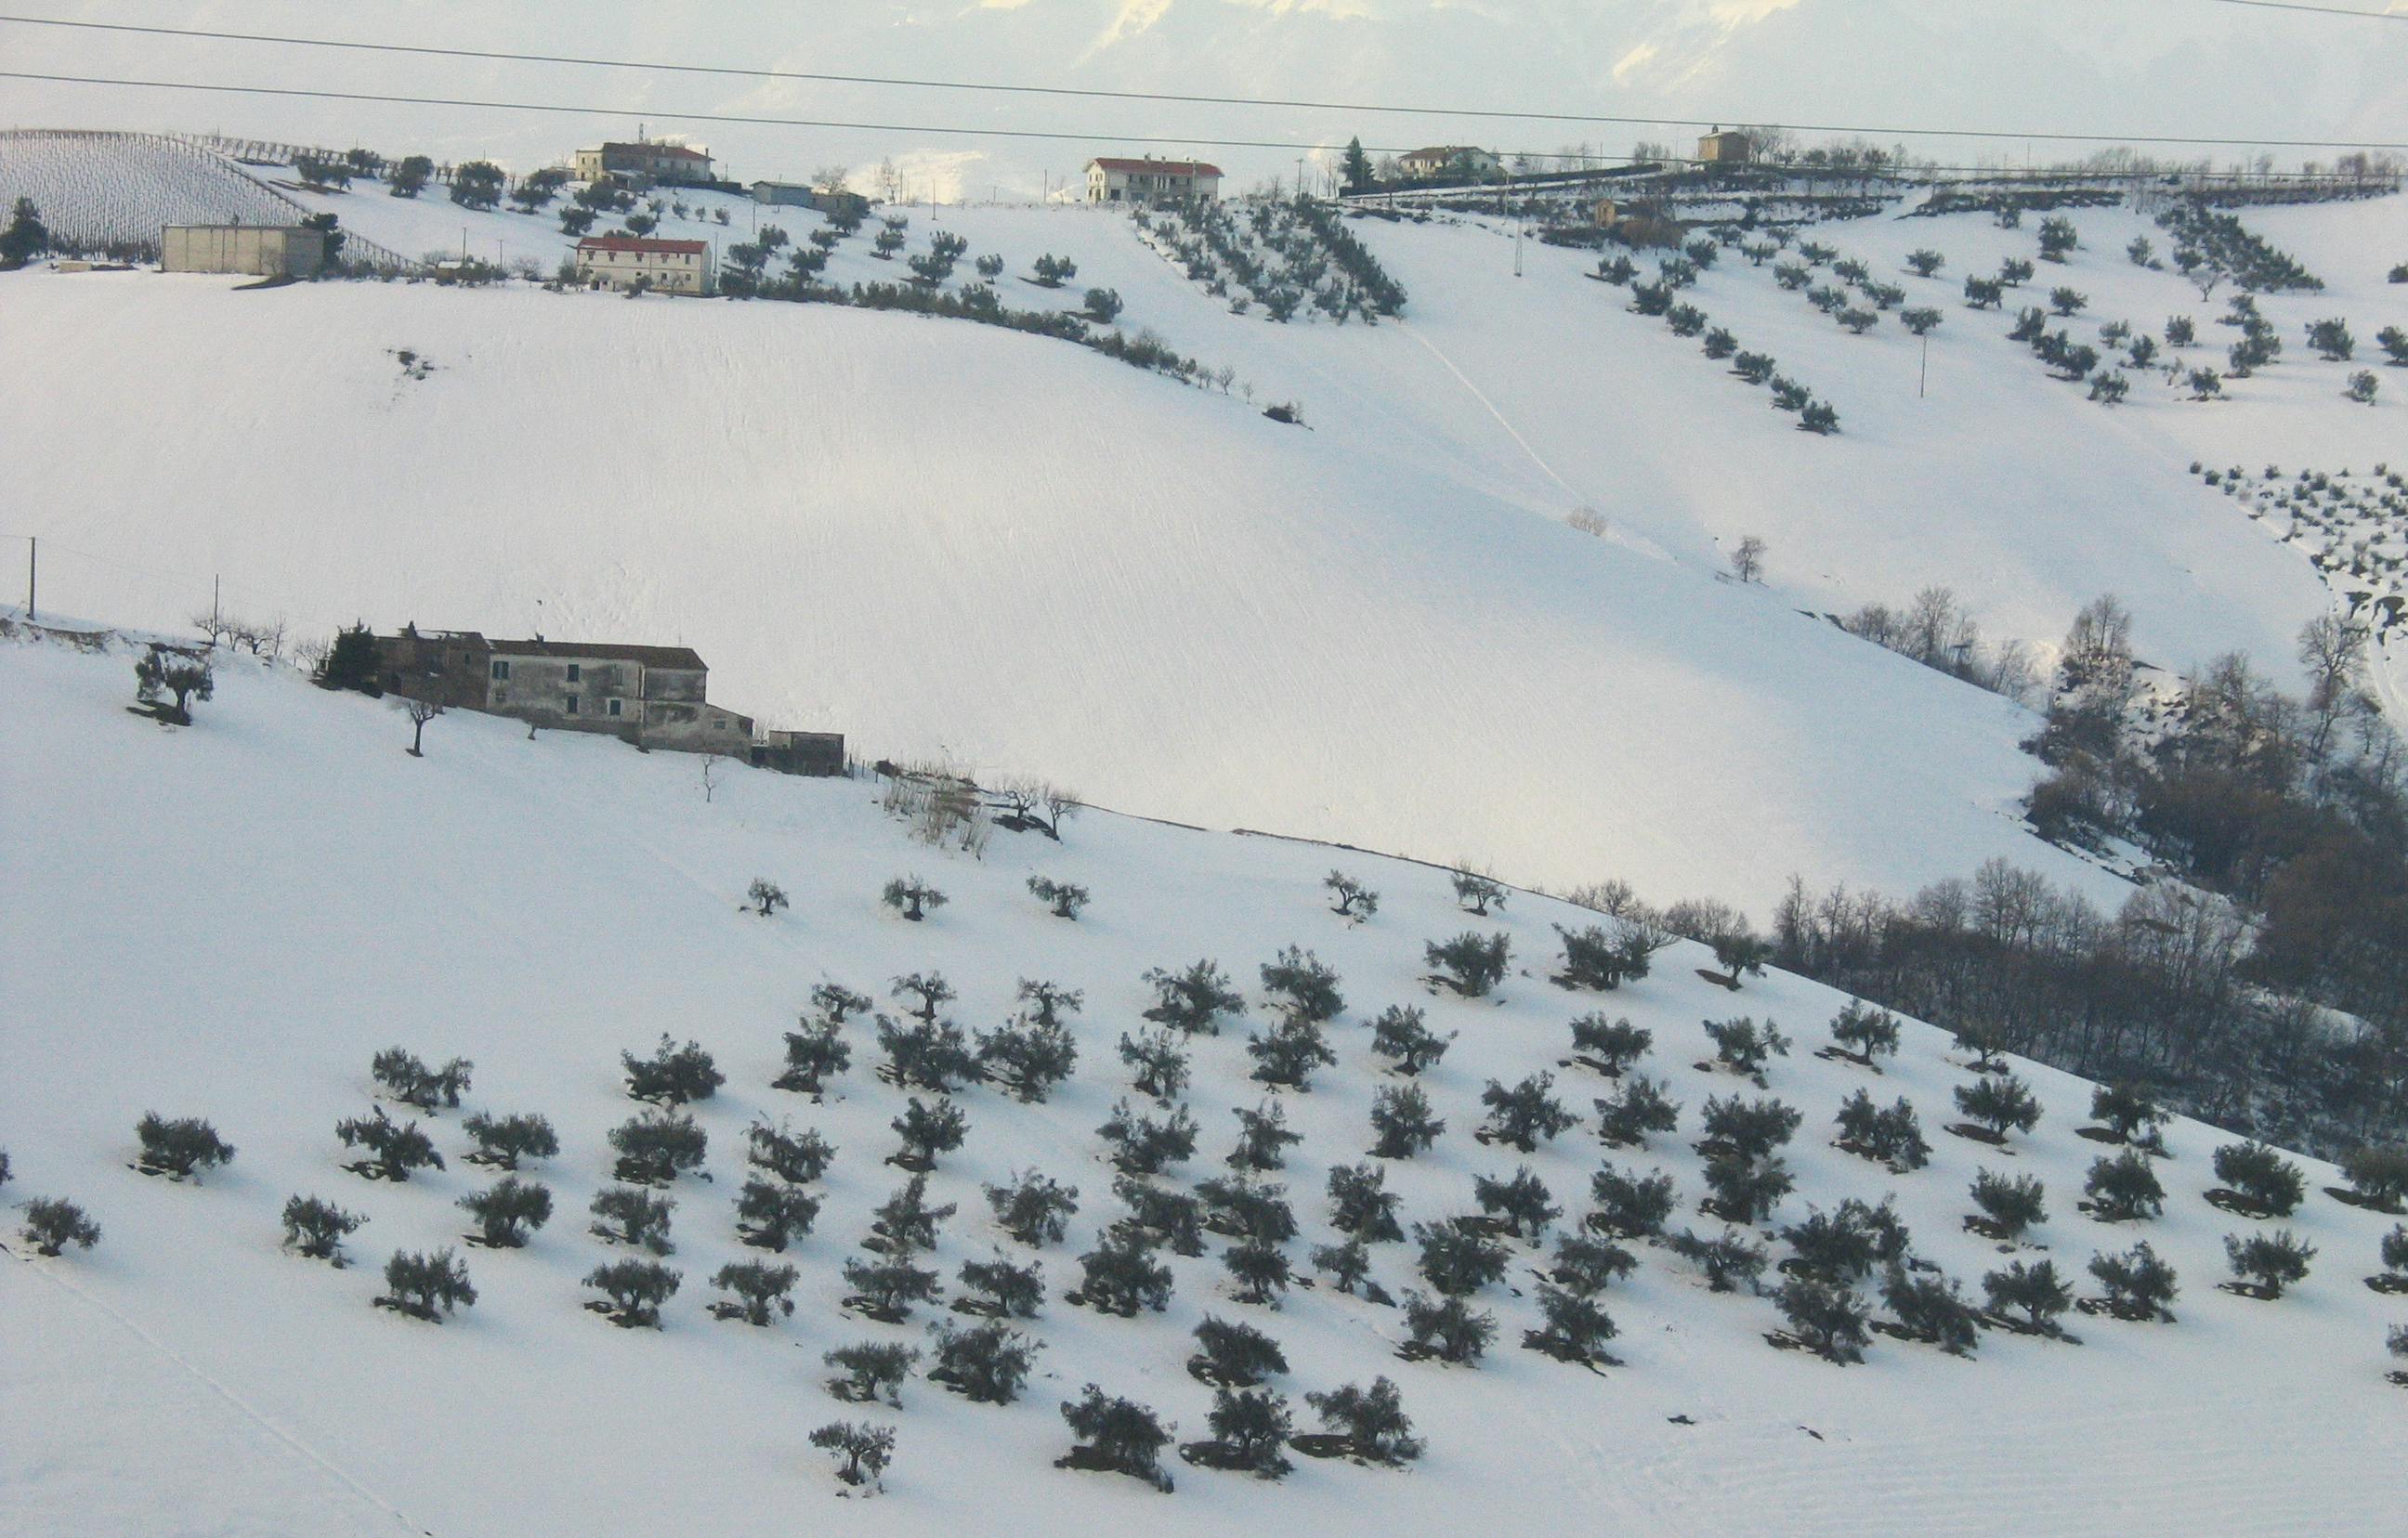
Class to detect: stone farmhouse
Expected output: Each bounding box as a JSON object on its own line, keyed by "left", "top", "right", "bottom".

{"left": 369, "top": 627, "right": 844, "bottom": 774}
{"left": 573, "top": 235, "right": 715, "bottom": 295}
{"left": 1085, "top": 157, "right": 1223, "bottom": 204}
{"left": 1697, "top": 129, "right": 1754, "bottom": 165}
{"left": 1397, "top": 146, "right": 1502, "bottom": 181}
{"left": 573, "top": 139, "right": 717, "bottom": 189}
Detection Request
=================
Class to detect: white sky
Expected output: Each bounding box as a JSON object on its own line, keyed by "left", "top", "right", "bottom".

{"left": 1, "top": 1, "right": 2401, "bottom": 198}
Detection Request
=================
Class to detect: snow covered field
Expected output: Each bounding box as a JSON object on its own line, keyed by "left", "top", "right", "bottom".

{"left": 5, "top": 629, "right": 2406, "bottom": 1536}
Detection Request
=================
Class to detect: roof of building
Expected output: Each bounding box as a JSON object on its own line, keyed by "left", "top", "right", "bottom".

{"left": 166, "top": 224, "right": 324, "bottom": 235}
{"left": 595, "top": 141, "right": 713, "bottom": 162}
{"left": 576, "top": 236, "right": 710, "bottom": 255}
{"left": 487, "top": 638, "right": 709, "bottom": 671}
{"left": 1088, "top": 158, "right": 1224, "bottom": 177}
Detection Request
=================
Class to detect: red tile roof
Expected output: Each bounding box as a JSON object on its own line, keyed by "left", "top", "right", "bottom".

{"left": 488, "top": 639, "right": 708, "bottom": 671}
{"left": 1088, "top": 158, "right": 1224, "bottom": 178}
{"left": 576, "top": 236, "right": 709, "bottom": 255}
{"left": 600, "top": 141, "right": 712, "bottom": 162}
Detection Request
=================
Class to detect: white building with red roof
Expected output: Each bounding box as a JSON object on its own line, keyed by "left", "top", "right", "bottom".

{"left": 1085, "top": 155, "right": 1223, "bottom": 204}
{"left": 572, "top": 234, "right": 715, "bottom": 296}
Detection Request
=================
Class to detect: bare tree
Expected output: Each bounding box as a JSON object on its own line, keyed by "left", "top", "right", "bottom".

{"left": 701, "top": 755, "right": 723, "bottom": 803}
{"left": 405, "top": 697, "right": 441, "bottom": 757}
{"left": 1730, "top": 536, "right": 1767, "bottom": 585}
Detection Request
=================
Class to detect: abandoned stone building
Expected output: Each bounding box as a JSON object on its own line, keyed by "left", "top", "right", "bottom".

{"left": 370, "top": 627, "right": 843, "bottom": 774}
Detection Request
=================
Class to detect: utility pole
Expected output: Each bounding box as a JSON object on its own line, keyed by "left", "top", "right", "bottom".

{"left": 1919, "top": 333, "right": 1930, "bottom": 399}
{"left": 212, "top": 574, "right": 220, "bottom": 638}
{"left": 23, "top": 535, "right": 33, "bottom": 621}
{"left": 1296, "top": 158, "right": 1306, "bottom": 200}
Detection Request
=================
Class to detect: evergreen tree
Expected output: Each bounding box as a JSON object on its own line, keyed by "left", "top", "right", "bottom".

{"left": 460, "top": 1177, "right": 553, "bottom": 1247}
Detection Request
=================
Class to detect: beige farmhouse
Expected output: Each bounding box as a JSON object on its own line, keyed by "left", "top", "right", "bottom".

{"left": 1085, "top": 157, "right": 1223, "bottom": 204}
{"left": 573, "top": 235, "right": 714, "bottom": 295}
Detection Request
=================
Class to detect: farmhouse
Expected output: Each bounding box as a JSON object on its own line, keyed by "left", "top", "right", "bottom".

{"left": 370, "top": 627, "right": 844, "bottom": 772}
{"left": 1085, "top": 157, "right": 1223, "bottom": 204}
{"left": 573, "top": 139, "right": 717, "bottom": 189}
{"left": 161, "top": 224, "right": 326, "bottom": 279}
{"left": 573, "top": 235, "right": 714, "bottom": 295}
{"left": 1697, "top": 129, "right": 1754, "bottom": 165}
{"left": 1398, "top": 146, "right": 1502, "bottom": 182}
{"left": 751, "top": 181, "right": 872, "bottom": 220}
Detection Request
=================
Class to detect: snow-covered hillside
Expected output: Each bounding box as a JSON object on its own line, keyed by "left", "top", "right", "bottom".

{"left": 5, "top": 627, "right": 2405, "bottom": 1535}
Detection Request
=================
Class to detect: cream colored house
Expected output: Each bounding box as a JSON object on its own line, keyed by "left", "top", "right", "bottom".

{"left": 1085, "top": 157, "right": 1223, "bottom": 204}
{"left": 572, "top": 140, "right": 716, "bottom": 188}
{"left": 573, "top": 235, "right": 713, "bottom": 295}
{"left": 1398, "top": 146, "right": 1501, "bottom": 181}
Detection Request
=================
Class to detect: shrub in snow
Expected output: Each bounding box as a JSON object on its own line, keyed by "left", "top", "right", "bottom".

{"left": 1322, "top": 1161, "right": 1403, "bottom": 1243}
{"left": 712, "top": 1259, "right": 798, "bottom": 1324}
{"left": 1983, "top": 1258, "right": 2073, "bottom": 1333}
{"left": 21, "top": 1197, "right": 101, "bottom": 1256}
{"left": 589, "top": 1185, "right": 676, "bottom": 1255}
{"left": 1669, "top": 1227, "right": 1766, "bottom": 1292}
{"left": 133, "top": 648, "right": 213, "bottom": 724}
{"left": 975, "top": 1017, "right": 1078, "bottom": 1103}
{"left": 609, "top": 1110, "right": 707, "bottom": 1184}
{"left": 1971, "top": 1168, "right": 2048, "bottom": 1238}
{"left": 2087, "top": 1084, "right": 2168, "bottom": 1151}
{"left": 1588, "top": 1163, "right": 1677, "bottom": 1240}
{"left": 2306, "top": 317, "right": 2355, "bottom": 362}
{"left": 1782, "top": 1204, "right": 1890, "bottom": 1286}
{"left": 1306, "top": 1376, "right": 1422, "bottom": 1465}
{"left": 1099, "top": 1099, "right": 1197, "bottom": 1176}
{"left": 1190, "top": 1314, "right": 1289, "bottom": 1387}
{"left": 2087, "top": 1242, "right": 2179, "bottom": 1322}
{"left": 1701, "top": 1153, "right": 1793, "bottom": 1223}
{"left": 2225, "top": 1230, "right": 2316, "bottom": 1297}
{"left": 460, "top": 1177, "right": 552, "bottom": 1248}
{"left": 825, "top": 1340, "right": 920, "bottom": 1405}
{"left": 1223, "top": 1237, "right": 1293, "bottom": 1307}
{"left": 1527, "top": 1281, "right": 1618, "bottom": 1365}
{"left": 775, "top": 1019, "right": 853, "bottom": 1096}
{"left": 1478, "top": 1073, "right": 1576, "bottom": 1152}
{"left": 1206, "top": 1387, "right": 1293, "bottom": 1479}
{"left": 1118, "top": 1029, "right": 1191, "bottom": 1101}
{"left": 376, "top": 1247, "right": 475, "bottom": 1321}
{"left": 1059, "top": 1385, "right": 1172, "bottom": 1491}
{"left": 842, "top": 1255, "right": 944, "bottom": 1320}
{"left": 1702, "top": 326, "right": 1738, "bottom": 359}
{"left": 1141, "top": 959, "right": 1247, "bottom": 1035}
{"left": 370, "top": 1048, "right": 473, "bottom": 1113}
{"left": 1075, "top": 1229, "right": 1175, "bottom": 1316}
{"left": 2085, "top": 1151, "right": 2165, "bottom": 1222}
{"left": 811, "top": 1421, "right": 896, "bottom": 1490}
{"left": 1596, "top": 1076, "right": 1682, "bottom": 1147}
{"left": 1827, "top": 1001, "right": 1901, "bottom": 1064}
{"left": 1247, "top": 1018, "right": 1337, "bottom": 1090}
{"left": 736, "top": 1177, "right": 821, "bottom": 1251}
{"left": 1451, "top": 869, "right": 1507, "bottom": 915}
{"left": 1425, "top": 931, "right": 1511, "bottom": 997}
{"left": 1953, "top": 1073, "right": 2041, "bottom": 1140}
{"left": 957, "top": 1252, "right": 1045, "bottom": 1319}
{"left": 1733, "top": 350, "right": 1779, "bottom": 383}
{"left": 1402, "top": 1291, "right": 1496, "bottom": 1364}
{"left": 1551, "top": 1233, "right": 1639, "bottom": 1296}
{"left": 1369, "top": 1083, "right": 1446, "bottom": 1158}
{"left": 1569, "top": 1014, "right": 1651, "bottom": 1073}
{"left": 1116, "top": 1177, "right": 1206, "bottom": 1257}
{"left": 1414, "top": 1220, "right": 1511, "bottom": 1297}
{"left": 622, "top": 1036, "right": 723, "bottom": 1106}
{"left": 747, "top": 1120, "right": 835, "bottom": 1185}
{"left": 1472, "top": 1167, "right": 1560, "bottom": 1242}
{"left": 871, "top": 1172, "right": 957, "bottom": 1254}
{"left": 2212, "top": 1141, "right": 2306, "bottom": 1217}
{"left": 1835, "top": 1089, "right": 1930, "bottom": 1171}
{"left": 134, "top": 1113, "right": 235, "bottom": 1181}
{"left": 745, "top": 879, "right": 789, "bottom": 918}
{"left": 462, "top": 1112, "right": 557, "bottom": 1170}
{"left": 281, "top": 1195, "right": 364, "bottom": 1263}
{"left": 585, "top": 1258, "right": 680, "bottom": 1328}
{"left": 1708, "top": 930, "right": 1773, "bottom": 983}
{"left": 336, "top": 1108, "right": 444, "bottom": 1181}
{"left": 1907, "top": 249, "right": 1945, "bottom": 277}
{"left": 1700, "top": 1093, "right": 1800, "bottom": 1160}
{"left": 1368, "top": 1005, "right": 1454, "bottom": 1075}
{"left": 985, "top": 1171, "right": 1080, "bottom": 1247}
{"left": 1799, "top": 400, "right": 1840, "bottom": 435}
{"left": 1026, "top": 875, "right": 1089, "bottom": 919}
{"left": 1226, "top": 1101, "right": 1302, "bottom": 1173}
{"left": 929, "top": 1318, "right": 1043, "bottom": 1403}
{"left": 1323, "top": 869, "right": 1380, "bottom": 919}
{"left": 881, "top": 876, "right": 948, "bottom": 921}
{"left": 1259, "top": 945, "right": 1343, "bottom": 1024}
{"left": 2344, "top": 1148, "right": 2408, "bottom": 1212}
{"left": 1197, "top": 1178, "right": 1297, "bottom": 1247}
{"left": 2348, "top": 371, "right": 2380, "bottom": 405}
{"left": 1881, "top": 1268, "right": 1980, "bottom": 1354}
{"left": 1776, "top": 1277, "right": 1869, "bottom": 1363}
{"left": 876, "top": 1017, "right": 980, "bottom": 1093}
{"left": 1705, "top": 1018, "right": 1790, "bottom": 1079}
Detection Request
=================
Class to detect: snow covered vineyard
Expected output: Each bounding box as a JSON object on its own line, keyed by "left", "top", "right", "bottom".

{"left": 6, "top": 628, "right": 2407, "bottom": 1536}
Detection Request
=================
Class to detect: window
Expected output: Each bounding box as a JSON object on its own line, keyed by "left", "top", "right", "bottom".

{"left": 564, "top": 694, "right": 580, "bottom": 716}
{"left": 565, "top": 663, "right": 581, "bottom": 683}
{"left": 608, "top": 697, "right": 623, "bottom": 719}
{"left": 491, "top": 659, "right": 511, "bottom": 681}
{"left": 493, "top": 687, "right": 508, "bottom": 705}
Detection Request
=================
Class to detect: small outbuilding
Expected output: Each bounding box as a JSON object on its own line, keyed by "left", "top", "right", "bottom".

{"left": 161, "top": 224, "right": 326, "bottom": 278}
{"left": 1697, "top": 130, "right": 1754, "bottom": 165}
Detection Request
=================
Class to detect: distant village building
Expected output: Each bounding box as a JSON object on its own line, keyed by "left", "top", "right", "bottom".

{"left": 573, "top": 235, "right": 714, "bottom": 295}
{"left": 750, "top": 180, "right": 871, "bottom": 220}
{"left": 1696, "top": 129, "right": 1754, "bottom": 165}
{"left": 370, "top": 627, "right": 844, "bottom": 773}
{"left": 1085, "top": 157, "right": 1223, "bottom": 204}
{"left": 1397, "top": 146, "right": 1502, "bottom": 182}
{"left": 573, "top": 140, "right": 717, "bottom": 189}
{"left": 161, "top": 224, "right": 327, "bottom": 278}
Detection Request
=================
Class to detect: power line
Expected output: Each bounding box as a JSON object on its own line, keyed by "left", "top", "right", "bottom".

{"left": 6, "top": 69, "right": 2406, "bottom": 162}
{"left": 2205, "top": 1, "right": 2408, "bottom": 19}
{"left": 0, "top": 14, "right": 2401, "bottom": 153}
